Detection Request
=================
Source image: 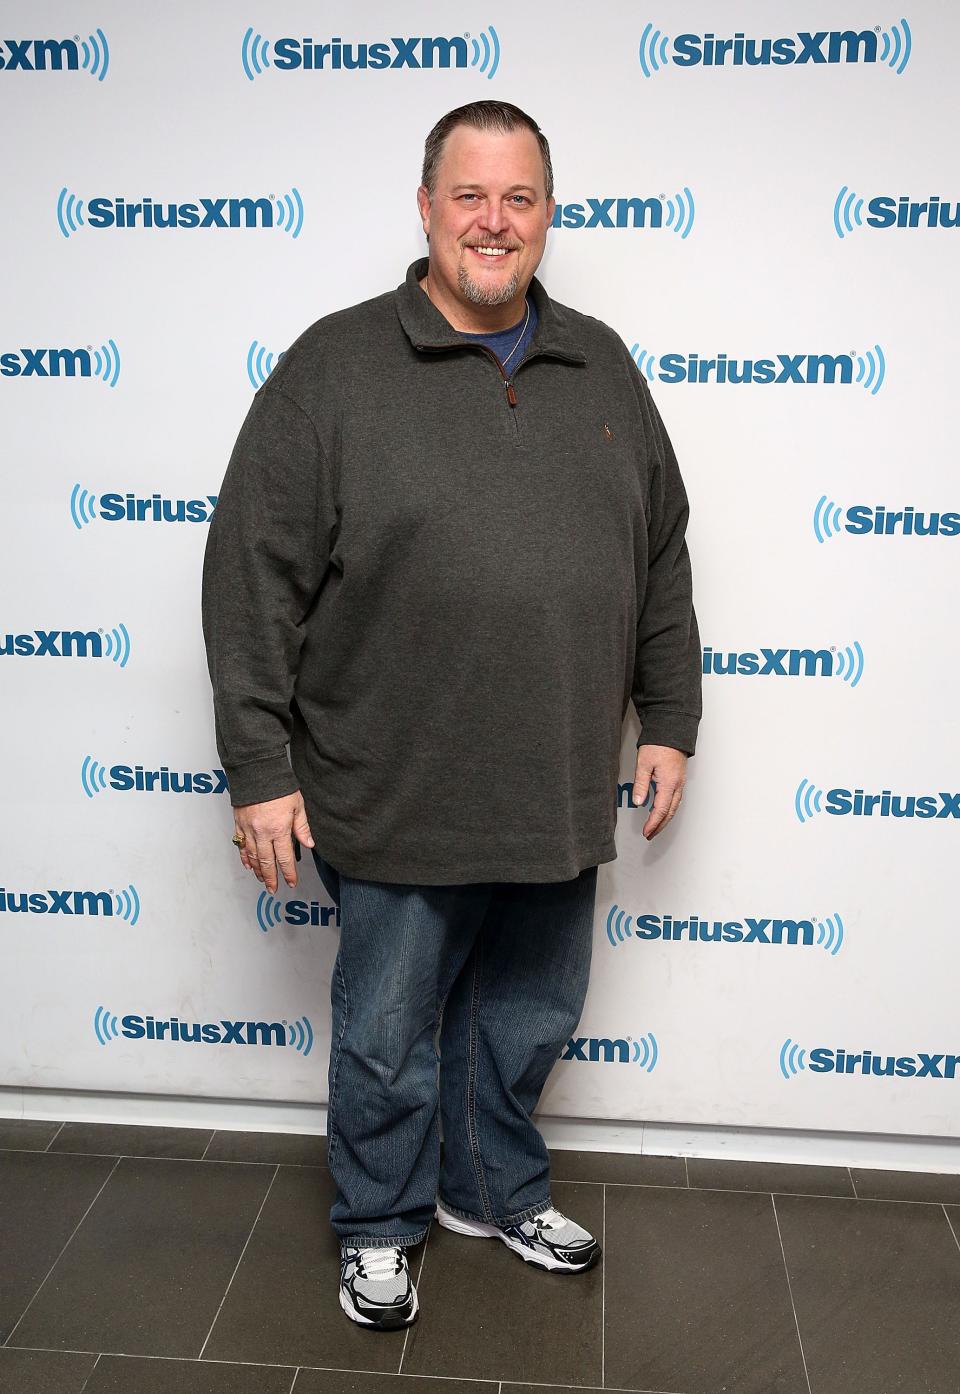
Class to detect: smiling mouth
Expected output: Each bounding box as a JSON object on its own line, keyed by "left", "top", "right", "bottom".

{"left": 466, "top": 245, "right": 516, "bottom": 260}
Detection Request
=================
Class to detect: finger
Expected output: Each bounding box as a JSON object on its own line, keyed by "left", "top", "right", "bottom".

{"left": 643, "top": 780, "right": 678, "bottom": 840}
{"left": 275, "top": 835, "right": 299, "bottom": 890}
{"left": 647, "top": 785, "right": 684, "bottom": 841}
{"left": 644, "top": 784, "right": 684, "bottom": 840}
{"left": 292, "top": 801, "right": 315, "bottom": 849}
{"left": 254, "top": 834, "right": 279, "bottom": 894}
{"left": 632, "top": 768, "right": 656, "bottom": 807}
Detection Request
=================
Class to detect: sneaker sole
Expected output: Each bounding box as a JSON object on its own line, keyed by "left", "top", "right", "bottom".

{"left": 339, "top": 1281, "right": 419, "bottom": 1330}
{"left": 434, "top": 1204, "right": 600, "bottom": 1273}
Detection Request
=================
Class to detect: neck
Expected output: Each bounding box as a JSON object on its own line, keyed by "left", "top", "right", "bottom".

{"left": 419, "top": 270, "right": 529, "bottom": 333}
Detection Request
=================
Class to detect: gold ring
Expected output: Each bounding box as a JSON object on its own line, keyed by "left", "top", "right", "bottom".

{"left": 232, "top": 832, "right": 246, "bottom": 849}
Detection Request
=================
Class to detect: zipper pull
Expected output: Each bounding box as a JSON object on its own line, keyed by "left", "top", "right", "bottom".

{"left": 505, "top": 381, "right": 518, "bottom": 407}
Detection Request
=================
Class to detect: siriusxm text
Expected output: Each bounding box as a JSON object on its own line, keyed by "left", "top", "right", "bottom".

{"left": 0, "top": 38, "right": 81, "bottom": 69}
{"left": 77, "top": 197, "right": 281, "bottom": 230}
{"left": 657, "top": 353, "right": 855, "bottom": 384}
{"left": 837, "top": 506, "right": 960, "bottom": 537}
{"left": 823, "top": 789, "right": 960, "bottom": 819}
{"left": 703, "top": 646, "right": 833, "bottom": 677}
{"left": 98, "top": 493, "right": 217, "bottom": 523}
{"left": 671, "top": 30, "right": 882, "bottom": 67}
{"left": 1, "top": 888, "right": 112, "bottom": 915}
{"left": 560, "top": 1037, "right": 634, "bottom": 1063}
{"left": 121, "top": 1015, "right": 288, "bottom": 1045}
{"left": 269, "top": 35, "right": 469, "bottom": 70}
{"left": 3, "top": 629, "right": 112, "bottom": 657}
{"left": 2, "top": 348, "right": 98, "bottom": 378}
{"left": 809, "top": 1049, "right": 960, "bottom": 1078}
{"left": 864, "top": 196, "right": 960, "bottom": 229}
{"left": 101, "top": 765, "right": 227, "bottom": 794}
{"left": 633, "top": 915, "right": 815, "bottom": 945}
{"left": 552, "top": 198, "right": 665, "bottom": 229}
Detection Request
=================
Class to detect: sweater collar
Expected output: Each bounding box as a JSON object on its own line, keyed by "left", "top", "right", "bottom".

{"left": 395, "top": 257, "right": 587, "bottom": 363}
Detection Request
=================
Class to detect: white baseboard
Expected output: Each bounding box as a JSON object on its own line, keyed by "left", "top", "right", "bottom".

{"left": 2, "top": 1086, "right": 959, "bottom": 1175}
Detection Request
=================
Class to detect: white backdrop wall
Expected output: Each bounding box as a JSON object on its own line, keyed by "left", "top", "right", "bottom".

{"left": 3, "top": 0, "right": 957, "bottom": 1145}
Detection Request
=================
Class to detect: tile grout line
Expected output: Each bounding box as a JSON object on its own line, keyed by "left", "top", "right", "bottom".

{"left": 0, "top": 1145, "right": 324, "bottom": 1168}
{"left": 197, "top": 1163, "right": 281, "bottom": 1361}
{"left": 848, "top": 1165, "right": 858, "bottom": 1198}
{"left": 3, "top": 1155, "right": 122, "bottom": 1348}
{"left": 199, "top": 1130, "right": 216, "bottom": 1161}
{"left": 770, "top": 1193, "right": 812, "bottom": 1394}
{"left": 942, "top": 1203, "right": 960, "bottom": 1254}
{"left": 398, "top": 1222, "right": 432, "bottom": 1374}
{"left": 601, "top": 1182, "right": 606, "bottom": 1388}
{"left": 76, "top": 1351, "right": 101, "bottom": 1393}
{"left": 43, "top": 1121, "right": 66, "bottom": 1152}
{"left": 682, "top": 1155, "right": 689, "bottom": 1187}
{"left": 5, "top": 1148, "right": 953, "bottom": 1204}
{"left": 288, "top": 1365, "right": 301, "bottom": 1393}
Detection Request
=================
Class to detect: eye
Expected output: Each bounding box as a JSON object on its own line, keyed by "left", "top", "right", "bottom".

{"left": 460, "top": 193, "right": 479, "bottom": 203}
{"left": 509, "top": 195, "right": 531, "bottom": 206}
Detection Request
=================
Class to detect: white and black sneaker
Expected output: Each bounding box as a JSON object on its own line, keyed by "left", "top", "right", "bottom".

{"left": 338, "top": 1243, "right": 419, "bottom": 1329}
{"left": 434, "top": 1202, "right": 600, "bottom": 1272}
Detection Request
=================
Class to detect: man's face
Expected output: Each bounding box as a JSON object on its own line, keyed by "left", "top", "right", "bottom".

{"left": 417, "top": 124, "right": 555, "bottom": 314}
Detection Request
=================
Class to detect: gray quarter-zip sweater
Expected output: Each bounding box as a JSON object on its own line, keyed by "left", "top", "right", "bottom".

{"left": 201, "top": 258, "right": 701, "bottom": 884}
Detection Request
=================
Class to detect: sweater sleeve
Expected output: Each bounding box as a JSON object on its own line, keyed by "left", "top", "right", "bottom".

{"left": 201, "top": 383, "right": 337, "bottom": 806}
{"left": 632, "top": 378, "right": 702, "bottom": 756}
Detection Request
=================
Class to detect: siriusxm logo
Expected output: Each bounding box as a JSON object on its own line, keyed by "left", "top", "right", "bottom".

{"left": 256, "top": 892, "right": 338, "bottom": 932}
{"left": 0, "top": 884, "right": 140, "bottom": 922}
{"left": 834, "top": 188, "right": 960, "bottom": 237}
{"left": 81, "top": 757, "right": 227, "bottom": 798}
{"left": 630, "top": 344, "right": 886, "bottom": 394}
{"left": 560, "top": 1032, "right": 659, "bottom": 1070}
{"left": 552, "top": 190, "right": 694, "bottom": 237}
{"left": 1, "top": 341, "right": 120, "bottom": 386}
{"left": 795, "top": 779, "right": 960, "bottom": 824}
{"left": 71, "top": 486, "right": 217, "bottom": 529}
{"left": 95, "top": 1006, "right": 314, "bottom": 1054}
{"left": 702, "top": 642, "right": 864, "bottom": 686}
{"left": 247, "top": 340, "right": 285, "bottom": 389}
{"left": 638, "top": 21, "right": 912, "bottom": 76}
{"left": 780, "top": 1040, "right": 960, "bottom": 1081}
{"left": 56, "top": 188, "right": 303, "bottom": 239}
{"left": 241, "top": 26, "right": 501, "bottom": 80}
{"left": 0, "top": 31, "right": 109, "bottom": 78}
{"left": 606, "top": 904, "right": 845, "bottom": 955}
{"left": 814, "top": 497, "right": 960, "bottom": 542}
{"left": 1, "top": 624, "right": 130, "bottom": 664}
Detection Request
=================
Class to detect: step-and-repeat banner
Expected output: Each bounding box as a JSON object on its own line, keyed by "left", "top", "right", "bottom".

{"left": 3, "top": 1, "right": 956, "bottom": 1138}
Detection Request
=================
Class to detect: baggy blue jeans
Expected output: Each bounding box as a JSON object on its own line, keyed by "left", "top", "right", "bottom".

{"left": 311, "top": 850, "right": 598, "bottom": 1249}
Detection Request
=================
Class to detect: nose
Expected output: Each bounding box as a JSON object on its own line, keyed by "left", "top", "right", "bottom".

{"left": 479, "top": 199, "right": 506, "bottom": 236}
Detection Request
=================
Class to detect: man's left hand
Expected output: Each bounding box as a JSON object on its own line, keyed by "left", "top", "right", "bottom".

{"left": 632, "top": 744, "right": 688, "bottom": 840}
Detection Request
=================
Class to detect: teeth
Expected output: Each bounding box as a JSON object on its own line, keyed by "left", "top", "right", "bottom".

{"left": 474, "top": 247, "right": 509, "bottom": 256}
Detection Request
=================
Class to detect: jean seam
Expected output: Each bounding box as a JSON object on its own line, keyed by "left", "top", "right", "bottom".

{"left": 340, "top": 1227, "right": 428, "bottom": 1249}
{"left": 437, "top": 1195, "right": 554, "bottom": 1227}
{"left": 327, "top": 953, "right": 349, "bottom": 1172}
{"left": 465, "top": 938, "right": 494, "bottom": 1221}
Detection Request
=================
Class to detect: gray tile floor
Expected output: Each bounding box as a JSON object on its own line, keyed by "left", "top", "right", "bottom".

{"left": 1, "top": 1117, "right": 959, "bottom": 1393}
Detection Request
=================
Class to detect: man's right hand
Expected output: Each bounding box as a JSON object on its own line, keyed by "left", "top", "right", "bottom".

{"left": 233, "top": 791, "right": 315, "bottom": 893}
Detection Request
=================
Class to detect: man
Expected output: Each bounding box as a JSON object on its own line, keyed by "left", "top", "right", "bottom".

{"left": 202, "top": 101, "right": 701, "bottom": 1331}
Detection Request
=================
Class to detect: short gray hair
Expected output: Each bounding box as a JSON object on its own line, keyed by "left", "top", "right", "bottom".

{"left": 421, "top": 101, "right": 554, "bottom": 200}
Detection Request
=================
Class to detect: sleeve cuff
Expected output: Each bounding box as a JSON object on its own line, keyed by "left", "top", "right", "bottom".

{"left": 223, "top": 752, "right": 300, "bottom": 807}
{"left": 636, "top": 712, "right": 700, "bottom": 758}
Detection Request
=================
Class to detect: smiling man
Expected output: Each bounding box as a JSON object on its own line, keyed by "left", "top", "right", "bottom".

{"left": 202, "top": 101, "right": 701, "bottom": 1331}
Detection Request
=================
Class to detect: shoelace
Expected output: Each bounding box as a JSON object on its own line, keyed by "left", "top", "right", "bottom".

{"left": 354, "top": 1245, "right": 403, "bottom": 1280}
{"left": 531, "top": 1206, "right": 566, "bottom": 1230}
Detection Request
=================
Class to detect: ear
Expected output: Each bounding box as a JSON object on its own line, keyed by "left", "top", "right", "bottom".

{"left": 416, "top": 184, "right": 431, "bottom": 238}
